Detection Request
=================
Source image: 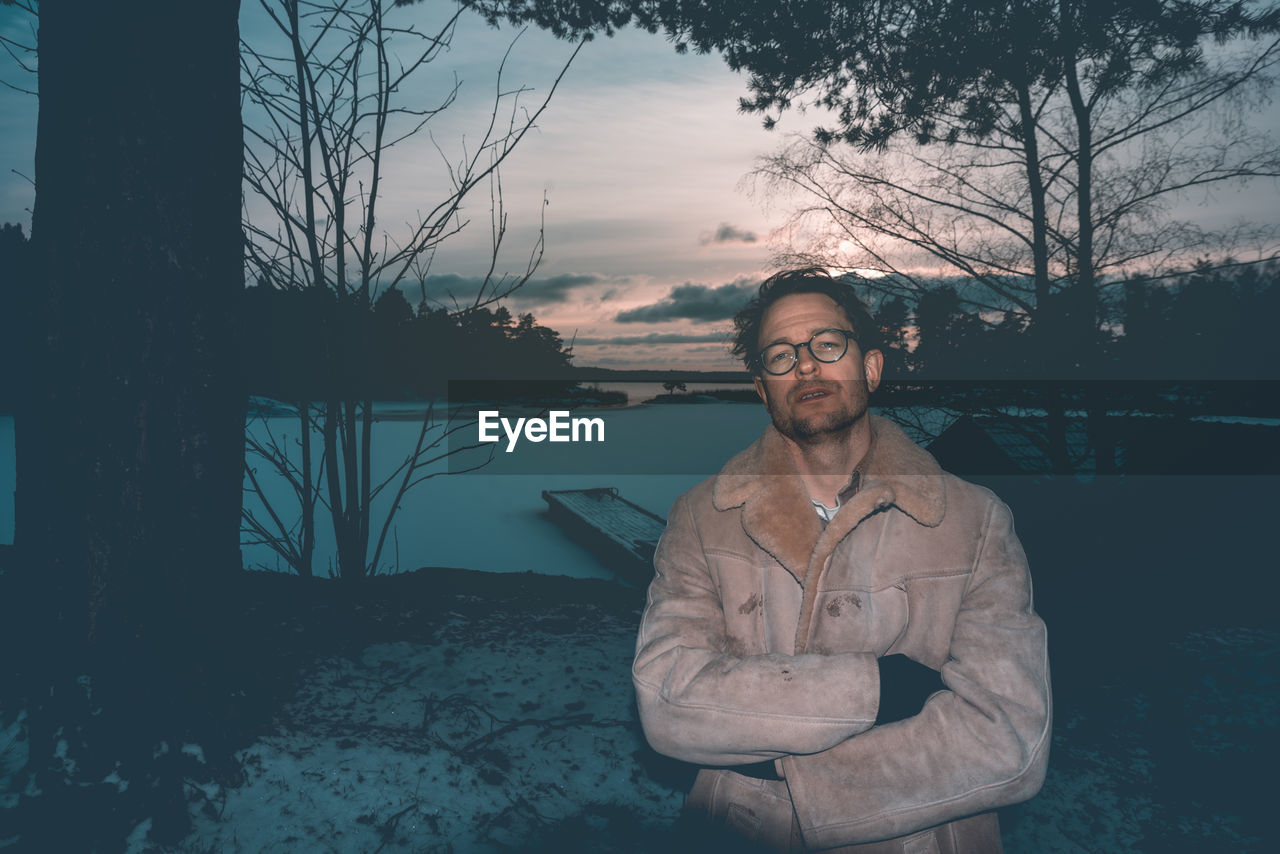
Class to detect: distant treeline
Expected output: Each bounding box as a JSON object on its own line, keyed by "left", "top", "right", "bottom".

{"left": 873, "top": 261, "right": 1280, "bottom": 381}
{"left": 241, "top": 284, "right": 574, "bottom": 401}
{"left": 3, "top": 222, "right": 1277, "bottom": 408}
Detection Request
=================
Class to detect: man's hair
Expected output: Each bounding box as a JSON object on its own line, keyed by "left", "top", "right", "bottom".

{"left": 731, "top": 267, "right": 881, "bottom": 374}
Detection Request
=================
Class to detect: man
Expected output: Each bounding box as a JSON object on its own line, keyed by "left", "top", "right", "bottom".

{"left": 633, "top": 268, "right": 1050, "bottom": 852}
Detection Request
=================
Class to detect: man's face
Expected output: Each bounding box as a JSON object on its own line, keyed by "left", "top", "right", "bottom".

{"left": 752, "top": 292, "right": 883, "bottom": 444}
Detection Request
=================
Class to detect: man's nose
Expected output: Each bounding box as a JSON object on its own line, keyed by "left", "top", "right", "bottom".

{"left": 795, "top": 345, "right": 821, "bottom": 375}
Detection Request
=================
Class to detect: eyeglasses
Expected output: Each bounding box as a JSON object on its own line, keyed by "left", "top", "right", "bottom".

{"left": 756, "top": 328, "right": 857, "bottom": 375}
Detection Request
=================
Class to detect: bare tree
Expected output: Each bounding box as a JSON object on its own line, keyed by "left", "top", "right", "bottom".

{"left": 759, "top": 35, "right": 1280, "bottom": 341}
{"left": 240, "top": 0, "right": 579, "bottom": 579}
{"left": 754, "top": 17, "right": 1280, "bottom": 471}
{"left": 0, "top": 0, "right": 36, "bottom": 99}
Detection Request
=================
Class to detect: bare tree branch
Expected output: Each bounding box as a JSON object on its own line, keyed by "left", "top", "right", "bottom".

{"left": 241, "top": 0, "right": 578, "bottom": 579}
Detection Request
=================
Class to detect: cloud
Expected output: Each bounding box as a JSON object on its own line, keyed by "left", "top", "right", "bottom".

{"left": 572, "top": 332, "right": 728, "bottom": 346}
{"left": 408, "top": 274, "right": 488, "bottom": 309}
{"left": 395, "top": 272, "right": 606, "bottom": 308}
{"left": 509, "top": 273, "right": 606, "bottom": 303}
{"left": 614, "top": 278, "right": 757, "bottom": 323}
{"left": 699, "top": 222, "right": 758, "bottom": 246}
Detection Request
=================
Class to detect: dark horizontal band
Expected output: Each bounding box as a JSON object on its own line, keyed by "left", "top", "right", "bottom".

{"left": 730, "top": 760, "right": 782, "bottom": 782}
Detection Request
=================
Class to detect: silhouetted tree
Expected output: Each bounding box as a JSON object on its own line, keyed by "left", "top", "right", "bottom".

{"left": 737, "top": 0, "right": 1280, "bottom": 469}
{"left": 912, "top": 286, "right": 993, "bottom": 379}
{"left": 744, "top": 1, "right": 1279, "bottom": 353}
{"left": 374, "top": 285, "right": 415, "bottom": 328}
{"left": 510, "top": 311, "right": 575, "bottom": 376}
{"left": 1115, "top": 258, "right": 1280, "bottom": 380}
{"left": 871, "top": 293, "right": 911, "bottom": 378}
{"left": 7, "top": 2, "right": 244, "bottom": 849}
{"left": 241, "top": 286, "right": 574, "bottom": 400}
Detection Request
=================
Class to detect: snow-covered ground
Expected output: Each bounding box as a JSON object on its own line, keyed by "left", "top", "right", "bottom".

{"left": 11, "top": 565, "right": 1246, "bottom": 854}
{"left": 130, "top": 587, "right": 1277, "bottom": 852}
{"left": 170, "top": 579, "right": 686, "bottom": 853}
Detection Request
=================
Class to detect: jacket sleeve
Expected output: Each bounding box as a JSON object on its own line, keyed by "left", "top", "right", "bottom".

{"left": 632, "top": 493, "right": 880, "bottom": 766}
{"left": 780, "top": 497, "right": 1052, "bottom": 848}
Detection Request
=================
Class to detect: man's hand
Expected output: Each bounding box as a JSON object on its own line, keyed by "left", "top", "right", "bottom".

{"left": 875, "top": 654, "right": 944, "bottom": 725}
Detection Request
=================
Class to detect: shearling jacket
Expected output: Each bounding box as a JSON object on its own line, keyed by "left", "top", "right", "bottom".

{"left": 633, "top": 416, "right": 1051, "bottom": 852}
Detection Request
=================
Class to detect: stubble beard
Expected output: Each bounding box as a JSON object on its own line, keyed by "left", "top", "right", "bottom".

{"left": 767, "top": 381, "right": 870, "bottom": 446}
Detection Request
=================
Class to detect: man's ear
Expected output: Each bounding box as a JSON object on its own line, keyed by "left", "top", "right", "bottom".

{"left": 753, "top": 374, "right": 767, "bottom": 404}
{"left": 864, "top": 348, "right": 884, "bottom": 393}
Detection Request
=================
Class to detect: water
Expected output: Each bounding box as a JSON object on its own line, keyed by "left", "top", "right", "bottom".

{"left": 241, "top": 397, "right": 773, "bottom": 580}
{"left": 585, "top": 381, "right": 753, "bottom": 405}
{"left": 0, "top": 397, "right": 907, "bottom": 556}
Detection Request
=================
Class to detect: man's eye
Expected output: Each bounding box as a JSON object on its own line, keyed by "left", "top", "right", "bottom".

{"left": 762, "top": 348, "right": 793, "bottom": 366}
{"left": 815, "top": 340, "right": 838, "bottom": 352}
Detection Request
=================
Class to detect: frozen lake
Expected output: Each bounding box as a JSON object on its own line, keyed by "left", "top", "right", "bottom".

{"left": 0, "top": 387, "right": 766, "bottom": 558}
{"left": 239, "top": 396, "right": 773, "bottom": 581}
{"left": 0, "top": 394, "right": 775, "bottom": 575}
{"left": 0, "top": 391, "right": 778, "bottom": 570}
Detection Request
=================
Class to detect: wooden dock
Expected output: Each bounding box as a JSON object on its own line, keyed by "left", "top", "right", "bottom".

{"left": 541, "top": 488, "right": 667, "bottom": 584}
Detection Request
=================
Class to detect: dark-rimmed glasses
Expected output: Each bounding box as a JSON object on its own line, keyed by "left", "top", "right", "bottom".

{"left": 757, "top": 328, "right": 857, "bottom": 375}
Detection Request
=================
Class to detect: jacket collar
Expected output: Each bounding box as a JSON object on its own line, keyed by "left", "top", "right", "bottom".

{"left": 711, "top": 415, "right": 947, "bottom": 585}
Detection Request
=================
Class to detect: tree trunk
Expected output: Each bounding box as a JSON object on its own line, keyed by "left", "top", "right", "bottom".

{"left": 1062, "top": 1, "right": 1112, "bottom": 473}
{"left": 1062, "top": 22, "right": 1097, "bottom": 336}
{"left": 1012, "top": 72, "right": 1081, "bottom": 470}
{"left": 13, "top": 1, "right": 244, "bottom": 847}
{"left": 298, "top": 403, "right": 316, "bottom": 578}
{"left": 1015, "top": 78, "right": 1051, "bottom": 316}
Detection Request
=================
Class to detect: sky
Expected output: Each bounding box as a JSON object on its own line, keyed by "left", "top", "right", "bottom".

{"left": 1, "top": 3, "right": 789, "bottom": 371}
{"left": 2, "top": 2, "right": 1279, "bottom": 372}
